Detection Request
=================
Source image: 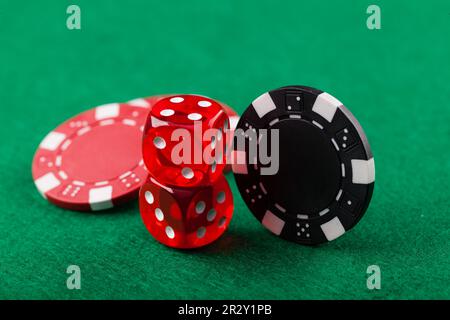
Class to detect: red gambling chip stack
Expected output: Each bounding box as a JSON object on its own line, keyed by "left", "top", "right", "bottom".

{"left": 139, "top": 94, "right": 237, "bottom": 249}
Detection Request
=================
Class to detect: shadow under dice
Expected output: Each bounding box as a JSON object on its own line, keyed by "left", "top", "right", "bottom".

{"left": 142, "top": 95, "right": 229, "bottom": 187}
{"left": 139, "top": 174, "right": 234, "bottom": 249}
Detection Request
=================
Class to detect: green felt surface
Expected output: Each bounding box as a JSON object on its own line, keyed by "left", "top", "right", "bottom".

{"left": 0, "top": 0, "right": 449, "bottom": 300}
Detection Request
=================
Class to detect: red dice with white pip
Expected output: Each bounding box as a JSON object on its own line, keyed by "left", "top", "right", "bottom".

{"left": 140, "top": 95, "right": 235, "bottom": 249}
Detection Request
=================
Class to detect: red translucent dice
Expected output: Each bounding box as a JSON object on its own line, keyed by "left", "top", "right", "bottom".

{"left": 139, "top": 175, "right": 233, "bottom": 249}
{"left": 142, "top": 95, "right": 229, "bottom": 187}
{"left": 140, "top": 94, "right": 236, "bottom": 249}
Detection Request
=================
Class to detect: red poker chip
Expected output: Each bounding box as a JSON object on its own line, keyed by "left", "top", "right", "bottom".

{"left": 32, "top": 99, "right": 157, "bottom": 211}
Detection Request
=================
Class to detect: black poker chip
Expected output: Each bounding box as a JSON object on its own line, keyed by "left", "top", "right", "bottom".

{"left": 232, "top": 85, "right": 375, "bottom": 245}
